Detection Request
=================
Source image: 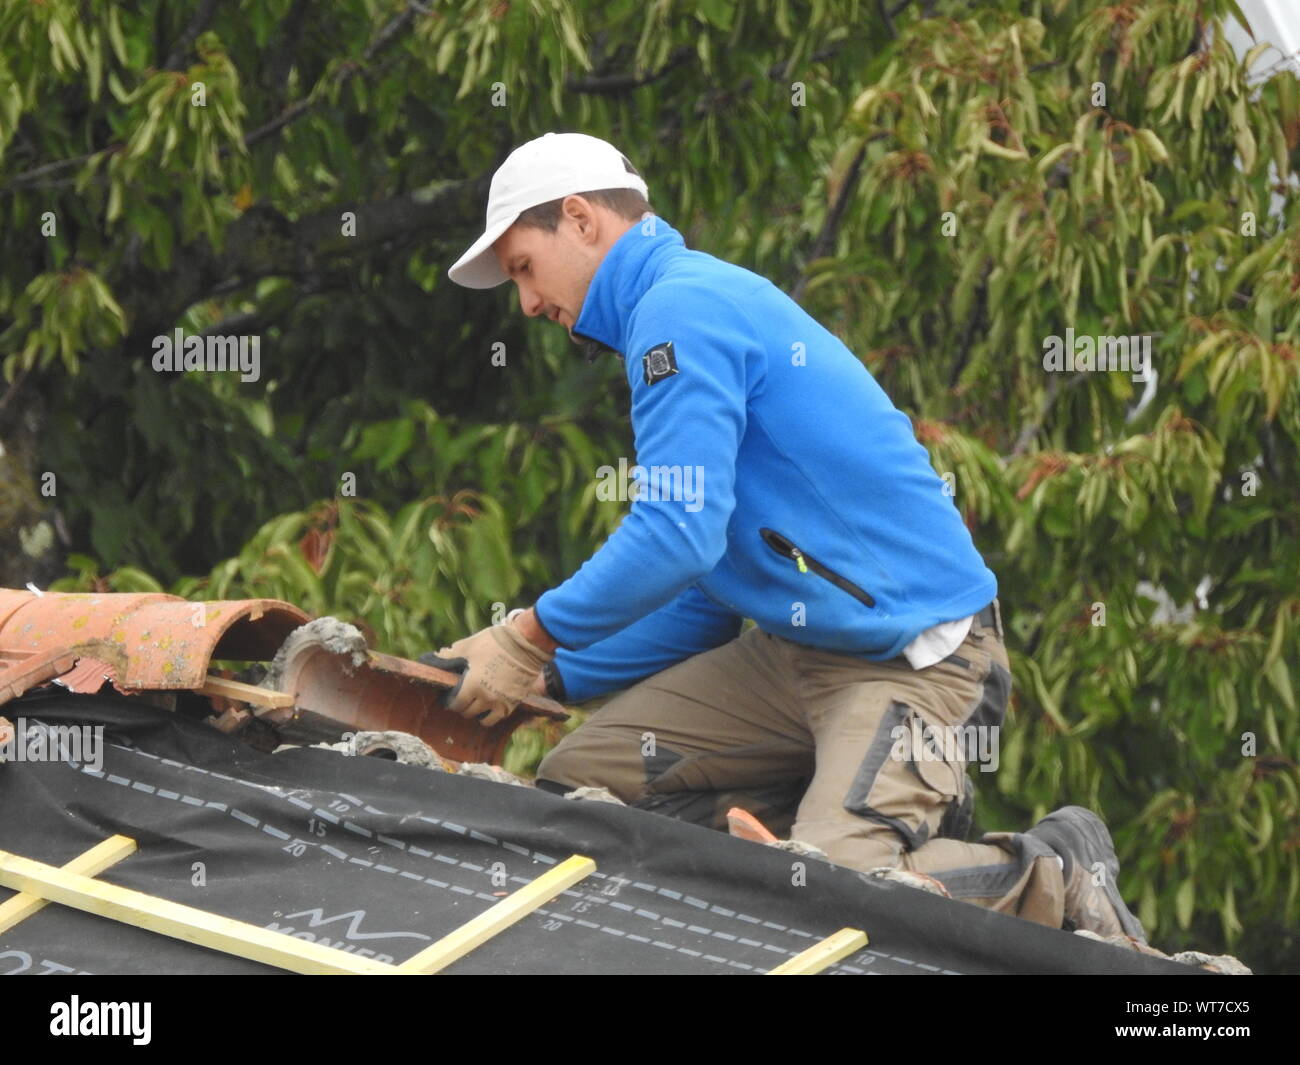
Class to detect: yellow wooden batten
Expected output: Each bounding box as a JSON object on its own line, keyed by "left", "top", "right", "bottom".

{"left": 0, "top": 840, "right": 600, "bottom": 975}
{"left": 398, "top": 854, "right": 597, "bottom": 974}
{"left": 767, "top": 927, "right": 869, "bottom": 974}
{"left": 0, "top": 834, "right": 137, "bottom": 934}
{"left": 0, "top": 846, "right": 398, "bottom": 974}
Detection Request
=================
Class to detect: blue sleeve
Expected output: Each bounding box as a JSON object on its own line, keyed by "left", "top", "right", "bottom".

{"left": 545, "top": 584, "right": 743, "bottom": 703}
{"left": 534, "top": 282, "right": 758, "bottom": 650}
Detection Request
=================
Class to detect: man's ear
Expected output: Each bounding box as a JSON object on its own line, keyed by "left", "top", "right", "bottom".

{"left": 561, "top": 195, "right": 600, "bottom": 243}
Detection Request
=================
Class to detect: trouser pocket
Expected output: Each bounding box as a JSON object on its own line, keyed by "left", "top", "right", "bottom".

{"left": 841, "top": 701, "right": 966, "bottom": 852}
{"left": 634, "top": 742, "right": 813, "bottom": 830}
{"left": 642, "top": 741, "right": 813, "bottom": 795}
{"left": 937, "top": 774, "right": 975, "bottom": 841}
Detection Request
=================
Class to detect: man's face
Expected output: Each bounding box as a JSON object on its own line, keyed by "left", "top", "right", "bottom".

{"left": 492, "top": 199, "right": 607, "bottom": 337}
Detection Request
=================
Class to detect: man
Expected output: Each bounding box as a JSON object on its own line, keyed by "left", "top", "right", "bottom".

{"left": 433, "top": 131, "right": 1146, "bottom": 943}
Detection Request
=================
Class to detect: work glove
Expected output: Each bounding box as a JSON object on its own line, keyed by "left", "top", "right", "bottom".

{"left": 419, "top": 615, "right": 554, "bottom": 728}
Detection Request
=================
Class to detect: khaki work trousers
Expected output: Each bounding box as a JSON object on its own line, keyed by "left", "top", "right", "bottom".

{"left": 536, "top": 607, "right": 1067, "bottom": 928}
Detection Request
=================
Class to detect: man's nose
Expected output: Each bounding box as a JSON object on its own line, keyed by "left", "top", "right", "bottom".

{"left": 517, "top": 283, "right": 544, "bottom": 318}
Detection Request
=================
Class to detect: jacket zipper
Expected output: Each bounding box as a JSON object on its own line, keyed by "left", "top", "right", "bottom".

{"left": 759, "top": 528, "right": 877, "bottom": 608}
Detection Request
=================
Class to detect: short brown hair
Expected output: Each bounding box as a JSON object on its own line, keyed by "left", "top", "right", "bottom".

{"left": 514, "top": 155, "right": 653, "bottom": 232}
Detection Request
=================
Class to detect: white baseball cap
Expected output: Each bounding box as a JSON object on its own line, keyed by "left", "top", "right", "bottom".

{"left": 447, "top": 132, "right": 649, "bottom": 289}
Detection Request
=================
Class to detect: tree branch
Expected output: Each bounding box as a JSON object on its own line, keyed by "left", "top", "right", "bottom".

{"left": 573, "top": 36, "right": 855, "bottom": 104}
{"left": 876, "top": 0, "right": 897, "bottom": 38}
{"left": 262, "top": 0, "right": 314, "bottom": 113}
{"left": 792, "top": 139, "right": 872, "bottom": 303}
{"left": 111, "top": 174, "right": 491, "bottom": 351}
{"left": 5, "top": 151, "right": 106, "bottom": 189}
{"left": 197, "top": 310, "right": 265, "bottom": 340}
{"left": 0, "top": 368, "right": 30, "bottom": 415}
{"left": 949, "top": 279, "right": 987, "bottom": 390}
{"left": 7, "top": 1, "right": 429, "bottom": 188}
{"left": 567, "top": 46, "right": 693, "bottom": 94}
{"left": 236, "top": 0, "right": 425, "bottom": 151}
{"left": 1008, "top": 371, "right": 1099, "bottom": 459}
{"left": 163, "top": 0, "right": 222, "bottom": 70}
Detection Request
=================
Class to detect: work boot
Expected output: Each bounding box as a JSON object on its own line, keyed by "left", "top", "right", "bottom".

{"left": 1026, "top": 805, "right": 1148, "bottom": 943}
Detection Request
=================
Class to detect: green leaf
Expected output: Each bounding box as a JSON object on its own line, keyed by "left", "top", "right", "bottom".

{"left": 1175, "top": 876, "right": 1195, "bottom": 929}
{"left": 1264, "top": 656, "right": 1295, "bottom": 713}
{"left": 697, "top": 0, "right": 734, "bottom": 31}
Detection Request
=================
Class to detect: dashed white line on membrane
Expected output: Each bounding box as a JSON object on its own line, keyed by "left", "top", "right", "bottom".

{"left": 84, "top": 745, "right": 950, "bottom": 974}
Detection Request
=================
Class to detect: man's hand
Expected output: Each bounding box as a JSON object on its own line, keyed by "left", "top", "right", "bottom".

{"left": 422, "top": 610, "right": 557, "bottom": 727}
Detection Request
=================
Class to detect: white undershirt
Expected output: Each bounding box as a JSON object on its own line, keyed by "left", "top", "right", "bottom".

{"left": 901, "top": 614, "right": 974, "bottom": 670}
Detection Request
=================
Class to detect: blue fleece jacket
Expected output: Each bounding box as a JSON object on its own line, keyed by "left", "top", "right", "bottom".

{"left": 535, "top": 218, "right": 996, "bottom": 703}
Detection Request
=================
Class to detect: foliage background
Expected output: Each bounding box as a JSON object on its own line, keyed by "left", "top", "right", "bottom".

{"left": 1, "top": 0, "right": 1297, "bottom": 971}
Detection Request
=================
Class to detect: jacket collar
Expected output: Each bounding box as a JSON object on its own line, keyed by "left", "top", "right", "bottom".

{"left": 571, "top": 216, "right": 685, "bottom": 363}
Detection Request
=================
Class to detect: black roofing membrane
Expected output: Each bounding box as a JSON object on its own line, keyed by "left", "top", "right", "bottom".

{"left": 0, "top": 691, "right": 1194, "bottom": 975}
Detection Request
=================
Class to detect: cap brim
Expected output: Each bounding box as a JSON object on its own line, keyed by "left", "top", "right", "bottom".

{"left": 447, "top": 215, "right": 517, "bottom": 288}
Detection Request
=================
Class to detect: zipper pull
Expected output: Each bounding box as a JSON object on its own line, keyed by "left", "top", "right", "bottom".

{"left": 791, "top": 547, "right": 809, "bottom": 574}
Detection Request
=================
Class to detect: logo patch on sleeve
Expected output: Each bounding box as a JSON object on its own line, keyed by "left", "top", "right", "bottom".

{"left": 642, "top": 341, "right": 679, "bottom": 385}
